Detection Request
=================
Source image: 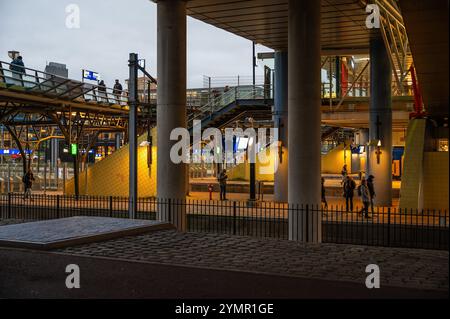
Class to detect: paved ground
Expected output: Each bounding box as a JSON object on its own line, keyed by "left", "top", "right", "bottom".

{"left": 1, "top": 247, "right": 445, "bottom": 299}
{"left": 55, "top": 229, "right": 448, "bottom": 293}
{"left": 0, "top": 216, "right": 170, "bottom": 249}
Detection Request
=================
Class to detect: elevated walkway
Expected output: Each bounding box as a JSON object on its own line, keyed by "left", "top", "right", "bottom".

{"left": 0, "top": 61, "right": 143, "bottom": 116}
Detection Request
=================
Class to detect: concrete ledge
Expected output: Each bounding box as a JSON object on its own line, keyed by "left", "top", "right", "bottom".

{"left": 0, "top": 216, "right": 174, "bottom": 250}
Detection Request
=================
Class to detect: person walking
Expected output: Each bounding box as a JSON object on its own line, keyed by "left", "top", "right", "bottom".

{"left": 22, "top": 168, "right": 35, "bottom": 200}
{"left": 359, "top": 178, "right": 371, "bottom": 218}
{"left": 113, "top": 79, "right": 123, "bottom": 104}
{"left": 321, "top": 177, "right": 328, "bottom": 208}
{"left": 218, "top": 169, "right": 228, "bottom": 200}
{"left": 343, "top": 175, "right": 356, "bottom": 212}
{"left": 367, "top": 175, "right": 376, "bottom": 214}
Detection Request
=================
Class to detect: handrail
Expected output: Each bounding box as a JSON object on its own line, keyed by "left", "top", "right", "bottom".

{"left": 0, "top": 60, "right": 129, "bottom": 106}
{"left": 188, "top": 85, "right": 271, "bottom": 125}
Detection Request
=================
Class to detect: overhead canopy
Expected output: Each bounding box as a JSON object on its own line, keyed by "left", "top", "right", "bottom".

{"left": 399, "top": 0, "right": 449, "bottom": 117}
{"left": 185, "top": 0, "right": 374, "bottom": 53}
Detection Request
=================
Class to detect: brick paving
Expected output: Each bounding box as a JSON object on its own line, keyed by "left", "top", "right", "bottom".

{"left": 57, "top": 229, "right": 449, "bottom": 292}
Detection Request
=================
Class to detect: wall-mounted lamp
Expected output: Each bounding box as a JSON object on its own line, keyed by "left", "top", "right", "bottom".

{"left": 277, "top": 140, "right": 283, "bottom": 164}
{"left": 367, "top": 139, "right": 382, "bottom": 164}
{"left": 375, "top": 139, "right": 382, "bottom": 164}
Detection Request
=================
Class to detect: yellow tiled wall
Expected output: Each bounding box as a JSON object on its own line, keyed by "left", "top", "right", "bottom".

{"left": 423, "top": 152, "right": 449, "bottom": 210}
{"left": 65, "top": 129, "right": 157, "bottom": 197}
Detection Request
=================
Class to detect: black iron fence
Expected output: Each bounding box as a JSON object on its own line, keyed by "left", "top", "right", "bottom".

{"left": 0, "top": 193, "right": 448, "bottom": 250}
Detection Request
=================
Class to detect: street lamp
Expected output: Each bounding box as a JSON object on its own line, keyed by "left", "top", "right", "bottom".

{"left": 8, "top": 51, "right": 20, "bottom": 60}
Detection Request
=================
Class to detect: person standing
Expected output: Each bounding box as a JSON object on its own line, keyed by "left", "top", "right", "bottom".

{"left": 113, "top": 79, "right": 123, "bottom": 104}
{"left": 343, "top": 175, "right": 356, "bottom": 212}
{"left": 367, "top": 175, "right": 376, "bottom": 214}
{"left": 359, "top": 178, "right": 371, "bottom": 218}
{"left": 321, "top": 177, "right": 328, "bottom": 208}
{"left": 22, "top": 168, "right": 35, "bottom": 200}
{"left": 10, "top": 55, "right": 25, "bottom": 85}
{"left": 97, "top": 80, "right": 107, "bottom": 103}
{"left": 218, "top": 169, "right": 228, "bottom": 200}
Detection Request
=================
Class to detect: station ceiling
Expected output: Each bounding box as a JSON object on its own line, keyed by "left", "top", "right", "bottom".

{"left": 186, "top": 0, "right": 374, "bottom": 53}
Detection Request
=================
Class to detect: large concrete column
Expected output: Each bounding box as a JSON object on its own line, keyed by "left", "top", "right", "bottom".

{"left": 157, "top": 0, "right": 187, "bottom": 227}
{"left": 368, "top": 35, "right": 392, "bottom": 206}
{"left": 288, "top": 0, "right": 322, "bottom": 242}
{"left": 273, "top": 51, "right": 288, "bottom": 203}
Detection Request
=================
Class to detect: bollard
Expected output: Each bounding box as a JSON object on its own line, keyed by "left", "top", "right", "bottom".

{"left": 7, "top": 163, "right": 11, "bottom": 193}
{"left": 63, "top": 162, "right": 67, "bottom": 194}
{"left": 208, "top": 183, "right": 213, "bottom": 200}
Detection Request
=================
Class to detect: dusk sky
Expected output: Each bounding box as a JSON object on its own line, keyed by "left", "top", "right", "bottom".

{"left": 0, "top": 0, "right": 273, "bottom": 88}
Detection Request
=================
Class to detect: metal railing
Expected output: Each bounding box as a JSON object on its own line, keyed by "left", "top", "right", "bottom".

{"left": 188, "top": 85, "right": 270, "bottom": 126}
{"left": 0, "top": 193, "right": 447, "bottom": 250}
{"left": 0, "top": 60, "right": 128, "bottom": 106}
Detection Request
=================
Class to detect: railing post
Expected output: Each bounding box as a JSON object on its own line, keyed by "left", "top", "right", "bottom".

{"left": 56, "top": 194, "right": 60, "bottom": 219}
{"left": 7, "top": 192, "right": 11, "bottom": 219}
{"left": 387, "top": 207, "right": 391, "bottom": 246}
{"left": 233, "top": 201, "right": 237, "bottom": 235}
{"left": 109, "top": 195, "right": 113, "bottom": 218}
{"left": 168, "top": 198, "right": 172, "bottom": 224}
{"left": 305, "top": 204, "right": 309, "bottom": 242}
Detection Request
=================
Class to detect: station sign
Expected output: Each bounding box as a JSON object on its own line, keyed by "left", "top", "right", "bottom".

{"left": 82, "top": 69, "right": 100, "bottom": 81}
{"left": 0, "top": 149, "right": 32, "bottom": 155}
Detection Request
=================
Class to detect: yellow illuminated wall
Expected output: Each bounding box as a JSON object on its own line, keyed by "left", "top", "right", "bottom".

{"left": 227, "top": 143, "right": 352, "bottom": 181}
{"left": 65, "top": 129, "right": 157, "bottom": 197}
{"left": 399, "top": 119, "right": 426, "bottom": 209}
{"left": 321, "top": 144, "right": 352, "bottom": 174}
{"left": 227, "top": 148, "right": 278, "bottom": 181}
{"left": 423, "top": 152, "right": 449, "bottom": 210}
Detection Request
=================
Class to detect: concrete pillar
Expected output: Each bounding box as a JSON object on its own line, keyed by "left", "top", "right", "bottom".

{"left": 273, "top": 51, "right": 288, "bottom": 203}
{"left": 115, "top": 133, "right": 121, "bottom": 150}
{"left": 368, "top": 35, "right": 392, "bottom": 206}
{"left": 288, "top": 0, "right": 322, "bottom": 242}
{"left": 50, "top": 138, "right": 59, "bottom": 170}
{"left": 157, "top": 0, "right": 187, "bottom": 228}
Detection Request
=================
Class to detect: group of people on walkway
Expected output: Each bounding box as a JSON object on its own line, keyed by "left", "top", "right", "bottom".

{"left": 97, "top": 79, "right": 123, "bottom": 103}
{"left": 8, "top": 55, "right": 124, "bottom": 104}
{"left": 321, "top": 165, "right": 376, "bottom": 218}
{"left": 342, "top": 170, "right": 376, "bottom": 218}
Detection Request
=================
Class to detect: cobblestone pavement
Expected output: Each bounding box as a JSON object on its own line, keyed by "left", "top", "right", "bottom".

{"left": 57, "top": 229, "right": 448, "bottom": 292}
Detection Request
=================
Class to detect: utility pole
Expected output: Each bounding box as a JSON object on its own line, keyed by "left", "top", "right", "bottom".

{"left": 128, "top": 53, "right": 138, "bottom": 219}
{"left": 249, "top": 42, "right": 256, "bottom": 202}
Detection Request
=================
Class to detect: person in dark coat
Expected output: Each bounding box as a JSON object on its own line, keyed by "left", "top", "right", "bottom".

{"left": 10, "top": 56, "right": 25, "bottom": 74}
{"left": 367, "top": 175, "right": 376, "bottom": 214}
{"left": 359, "top": 178, "right": 371, "bottom": 218}
{"left": 97, "top": 80, "right": 107, "bottom": 102}
{"left": 23, "top": 168, "right": 35, "bottom": 200}
{"left": 10, "top": 56, "right": 25, "bottom": 85}
{"left": 343, "top": 175, "right": 356, "bottom": 212}
{"left": 113, "top": 79, "right": 123, "bottom": 104}
{"left": 218, "top": 169, "right": 228, "bottom": 200}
